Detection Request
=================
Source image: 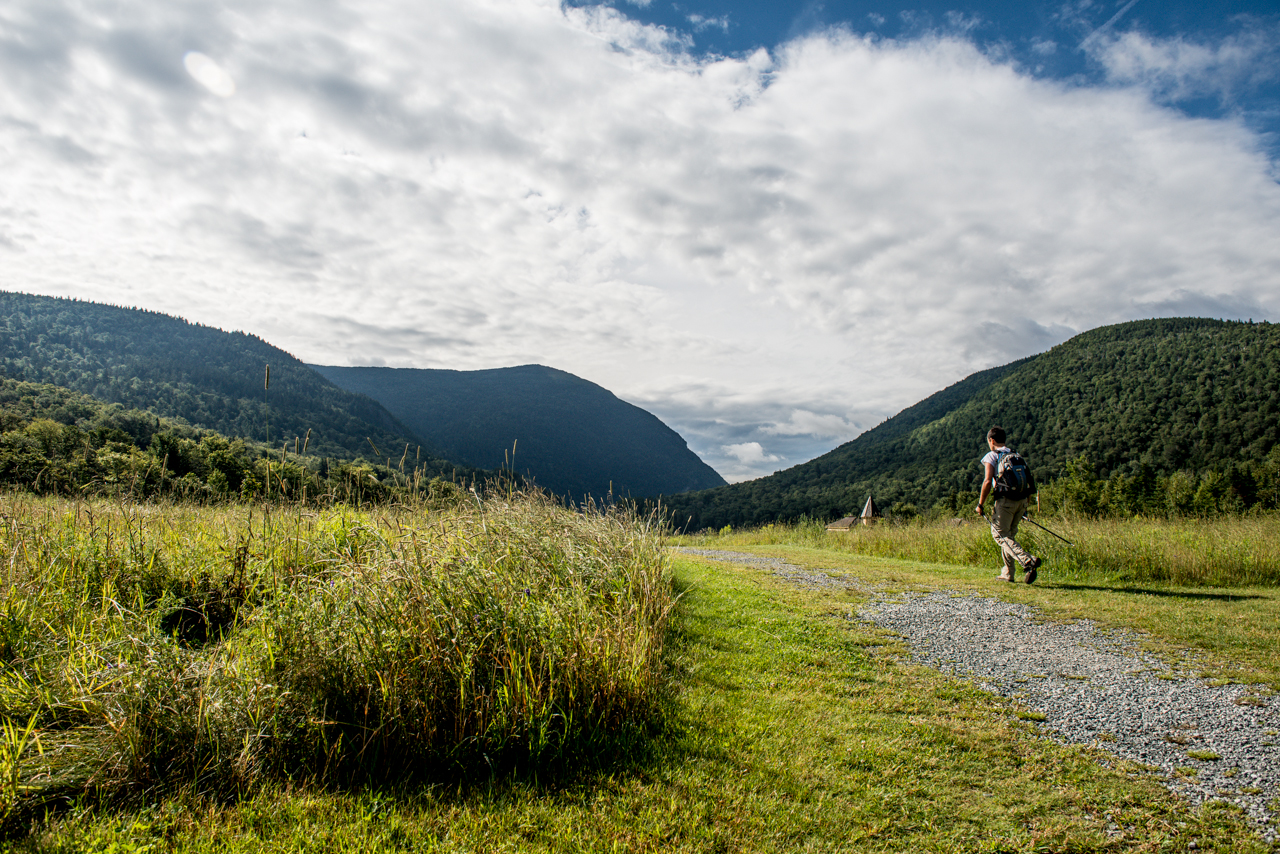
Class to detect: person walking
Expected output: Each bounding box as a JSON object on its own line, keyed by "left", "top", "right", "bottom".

{"left": 974, "top": 426, "right": 1042, "bottom": 583}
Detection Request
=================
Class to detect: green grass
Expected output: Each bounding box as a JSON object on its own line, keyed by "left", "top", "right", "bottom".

{"left": 1, "top": 491, "right": 673, "bottom": 824}
{"left": 686, "top": 513, "right": 1280, "bottom": 587}
{"left": 698, "top": 542, "right": 1280, "bottom": 691}
{"left": 8, "top": 550, "right": 1269, "bottom": 851}
{"left": 1186, "top": 749, "right": 1222, "bottom": 762}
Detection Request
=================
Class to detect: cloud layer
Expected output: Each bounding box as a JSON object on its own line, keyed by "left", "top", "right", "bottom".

{"left": 1, "top": 0, "right": 1278, "bottom": 480}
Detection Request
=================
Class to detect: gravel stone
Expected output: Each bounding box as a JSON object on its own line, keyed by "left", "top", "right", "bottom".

{"left": 676, "top": 547, "right": 1280, "bottom": 841}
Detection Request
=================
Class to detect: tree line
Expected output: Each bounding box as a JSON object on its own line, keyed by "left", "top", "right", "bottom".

{"left": 0, "top": 378, "right": 472, "bottom": 506}
{"left": 0, "top": 290, "right": 426, "bottom": 461}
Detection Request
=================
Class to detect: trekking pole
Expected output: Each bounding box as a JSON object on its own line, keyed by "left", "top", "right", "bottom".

{"left": 1021, "top": 514, "right": 1074, "bottom": 547}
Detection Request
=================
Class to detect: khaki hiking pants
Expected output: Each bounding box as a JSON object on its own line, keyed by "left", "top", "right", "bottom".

{"left": 990, "top": 497, "right": 1034, "bottom": 579}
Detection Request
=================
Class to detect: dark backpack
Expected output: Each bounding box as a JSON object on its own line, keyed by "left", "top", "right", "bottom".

{"left": 994, "top": 449, "right": 1035, "bottom": 501}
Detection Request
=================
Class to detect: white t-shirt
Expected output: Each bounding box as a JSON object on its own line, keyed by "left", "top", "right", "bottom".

{"left": 982, "top": 445, "right": 1011, "bottom": 470}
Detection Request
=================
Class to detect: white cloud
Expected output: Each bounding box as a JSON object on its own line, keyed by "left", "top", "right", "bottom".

{"left": 943, "top": 11, "right": 983, "bottom": 34}
{"left": 760, "top": 409, "right": 861, "bottom": 440}
{"left": 183, "top": 52, "right": 236, "bottom": 98}
{"left": 625, "top": 380, "right": 885, "bottom": 481}
{"left": 1092, "top": 26, "right": 1280, "bottom": 105}
{"left": 1, "top": 0, "right": 1278, "bottom": 482}
{"left": 722, "top": 442, "right": 778, "bottom": 463}
{"left": 687, "top": 14, "right": 730, "bottom": 34}
{"left": 720, "top": 441, "right": 781, "bottom": 480}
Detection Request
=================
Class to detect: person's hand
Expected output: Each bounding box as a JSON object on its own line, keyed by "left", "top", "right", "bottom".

{"left": 974, "top": 504, "right": 984, "bottom": 516}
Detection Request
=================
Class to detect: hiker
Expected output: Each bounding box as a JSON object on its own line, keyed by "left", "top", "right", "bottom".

{"left": 974, "top": 426, "right": 1042, "bottom": 583}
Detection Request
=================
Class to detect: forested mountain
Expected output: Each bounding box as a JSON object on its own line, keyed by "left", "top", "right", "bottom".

{"left": 312, "top": 364, "right": 727, "bottom": 501}
{"left": 0, "top": 292, "right": 720, "bottom": 500}
{"left": 0, "top": 291, "right": 432, "bottom": 462}
{"left": 663, "top": 319, "right": 1280, "bottom": 528}
{"left": 16, "top": 292, "right": 1267, "bottom": 521}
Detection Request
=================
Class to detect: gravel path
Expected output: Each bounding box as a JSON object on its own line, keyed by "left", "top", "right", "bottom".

{"left": 676, "top": 548, "right": 1280, "bottom": 841}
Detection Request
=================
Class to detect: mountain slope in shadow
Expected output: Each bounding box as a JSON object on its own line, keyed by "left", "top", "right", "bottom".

{"left": 312, "top": 364, "right": 726, "bottom": 501}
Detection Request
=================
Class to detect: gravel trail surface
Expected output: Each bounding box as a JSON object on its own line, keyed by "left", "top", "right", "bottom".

{"left": 676, "top": 548, "right": 1280, "bottom": 840}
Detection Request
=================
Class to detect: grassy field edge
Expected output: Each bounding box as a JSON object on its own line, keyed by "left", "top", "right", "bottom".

{"left": 10, "top": 552, "right": 1269, "bottom": 852}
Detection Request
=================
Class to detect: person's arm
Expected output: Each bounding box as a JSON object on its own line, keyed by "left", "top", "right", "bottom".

{"left": 975, "top": 461, "right": 995, "bottom": 515}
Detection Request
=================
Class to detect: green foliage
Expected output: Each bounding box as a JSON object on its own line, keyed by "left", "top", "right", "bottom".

{"left": 666, "top": 319, "right": 1280, "bottom": 528}
{"left": 1036, "top": 451, "right": 1280, "bottom": 520}
{"left": 0, "top": 377, "right": 469, "bottom": 504}
{"left": 1052, "top": 454, "right": 1103, "bottom": 516}
{"left": 0, "top": 491, "right": 673, "bottom": 820}
{"left": 0, "top": 291, "right": 436, "bottom": 463}
{"left": 313, "top": 364, "right": 727, "bottom": 502}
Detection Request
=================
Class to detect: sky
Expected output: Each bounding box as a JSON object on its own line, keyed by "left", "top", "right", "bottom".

{"left": 2, "top": 0, "right": 1279, "bottom": 482}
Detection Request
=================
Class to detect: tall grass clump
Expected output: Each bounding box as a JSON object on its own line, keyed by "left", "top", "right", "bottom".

{"left": 0, "top": 490, "right": 673, "bottom": 824}
{"left": 265, "top": 495, "right": 673, "bottom": 780}
{"left": 683, "top": 513, "right": 1280, "bottom": 587}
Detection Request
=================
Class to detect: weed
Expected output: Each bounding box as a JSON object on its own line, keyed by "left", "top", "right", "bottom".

{"left": 1187, "top": 749, "right": 1222, "bottom": 761}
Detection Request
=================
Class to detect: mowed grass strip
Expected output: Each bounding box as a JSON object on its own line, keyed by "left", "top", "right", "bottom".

{"left": 685, "top": 514, "right": 1280, "bottom": 587}
{"left": 15, "top": 555, "right": 1266, "bottom": 852}
{"left": 732, "top": 543, "right": 1280, "bottom": 691}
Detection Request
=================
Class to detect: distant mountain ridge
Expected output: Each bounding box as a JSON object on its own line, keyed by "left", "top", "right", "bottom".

{"left": 662, "top": 318, "right": 1280, "bottom": 529}
{"left": 0, "top": 291, "right": 431, "bottom": 463}
{"left": 312, "top": 364, "right": 727, "bottom": 501}
{"left": 0, "top": 292, "right": 725, "bottom": 499}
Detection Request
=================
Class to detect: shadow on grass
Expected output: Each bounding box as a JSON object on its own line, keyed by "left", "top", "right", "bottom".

{"left": 1048, "top": 582, "right": 1269, "bottom": 601}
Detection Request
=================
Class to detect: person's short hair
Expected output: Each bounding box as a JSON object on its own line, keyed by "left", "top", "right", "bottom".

{"left": 987, "top": 426, "right": 1006, "bottom": 444}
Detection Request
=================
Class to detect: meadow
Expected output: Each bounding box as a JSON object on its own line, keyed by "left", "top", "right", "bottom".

{"left": 684, "top": 512, "right": 1280, "bottom": 588}
{"left": 1, "top": 491, "right": 673, "bottom": 835}
{"left": 2, "top": 495, "right": 1277, "bottom": 851}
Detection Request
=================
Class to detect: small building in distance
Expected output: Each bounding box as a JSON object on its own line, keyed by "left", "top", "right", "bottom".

{"left": 825, "top": 514, "right": 858, "bottom": 532}
{"left": 825, "top": 494, "right": 881, "bottom": 531}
